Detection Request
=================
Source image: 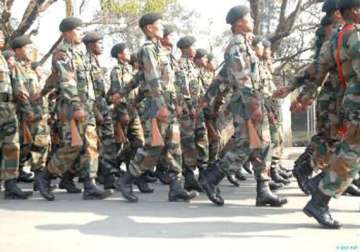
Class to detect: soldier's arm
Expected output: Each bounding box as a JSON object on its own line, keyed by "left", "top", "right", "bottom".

{"left": 142, "top": 46, "right": 167, "bottom": 111}
{"left": 12, "top": 64, "right": 33, "bottom": 116}
{"left": 53, "top": 49, "right": 81, "bottom": 111}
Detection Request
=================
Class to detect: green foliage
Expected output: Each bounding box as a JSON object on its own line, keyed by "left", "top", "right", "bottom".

{"left": 100, "top": 0, "right": 177, "bottom": 16}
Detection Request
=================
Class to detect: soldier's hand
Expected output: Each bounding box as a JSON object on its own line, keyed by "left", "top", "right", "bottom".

{"left": 111, "top": 94, "right": 122, "bottom": 106}
{"left": 290, "top": 101, "right": 304, "bottom": 113}
{"left": 73, "top": 109, "right": 86, "bottom": 123}
{"left": 273, "top": 87, "right": 290, "bottom": 99}
{"left": 25, "top": 111, "right": 36, "bottom": 123}
{"left": 175, "top": 105, "right": 183, "bottom": 117}
{"left": 96, "top": 113, "right": 104, "bottom": 125}
{"left": 157, "top": 106, "right": 169, "bottom": 123}
{"left": 31, "top": 93, "right": 42, "bottom": 102}
{"left": 251, "top": 108, "right": 263, "bottom": 123}
{"left": 300, "top": 97, "right": 314, "bottom": 111}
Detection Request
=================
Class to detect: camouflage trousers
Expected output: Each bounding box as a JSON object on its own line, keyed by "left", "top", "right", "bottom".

{"left": 179, "top": 112, "right": 209, "bottom": 170}
{"left": 0, "top": 103, "right": 20, "bottom": 180}
{"left": 218, "top": 90, "right": 271, "bottom": 181}
{"left": 318, "top": 84, "right": 360, "bottom": 198}
{"left": 47, "top": 119, "right": 98, "bottom": 179}
{"left": 19, "top": 116, "right": 50, "bottom": 172}
{"left": 265, "top": 98, "right": 284, "bottom": 166}
{"left": 128, "top": 104, "right": 182, "bottom": 178}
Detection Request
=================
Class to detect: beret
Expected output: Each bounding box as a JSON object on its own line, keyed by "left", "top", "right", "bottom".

{"left": 163, "top": 24, "right": 176, "bottom": 37}
{"left": 139, "top": 13, "right": 162, "bottom": 29}
{"left": 2, "top": 50, "right": 15, "bottom": 60}
{"left": 338, "top": 0, "right": 360, "bottom": 10}
{"left": 111, "top": 43, "right": 126, "bottom": 58}
{"left": 207, "top": 53, "right": 214, "bottom": 61}
{"left": 262, "top": 39, "right": 271, "bottom": 48}
{"left": 195, "top": 48, "right": 208, "bottom": 59}
{"left": 320, "top": 15, "right": 333, "bottom": 26}
{"left": 322, "top": 0, "right": 339, "bottom": 13}
{"left": 177, "top": 36, "right": 196, "bottom": 49}
{"left": 82, "top": 31, "right": 103, "bottom": 44}
{"left": 11, "top": 36, "right": 32, "bottom": 50}
{"left": 31, "top": 61, "right": 41, "bottom": 71}
{"left": 226, "top": 5, "right": 251, "bottom": 25}
{"left": 59, "top": 17, "right": 82, "bottom": 32}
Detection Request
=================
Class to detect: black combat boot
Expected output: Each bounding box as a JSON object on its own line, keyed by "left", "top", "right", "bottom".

{"left": 17, "top": 167, "right": 34, "bottom": 183}
{"left": 269, "top": 180, "right": 284, "bottom": 191}
{"left": 168, "top": 172, "right": 198, "bottom": 202}
{"left": 256, "top": 180, "right": 288, "bottom": 207}
{"left": 154, "top": 163, "right": 171, "bottom": 185}
{"left": 293, "top": 158, "right": 314, "bottom": 195}
{"left": 277, "top": 165, "right": 292, "bottom": 179}
{"left": 103, "top": 173, "right": 116, "bottom": 190}
{"left": 82, "top": 176, "right": 112, "bottom": 200}
{"left": 227, "top": 172, "right": 240, "bottom": 187}
{"left": 303, "top": 174, "right": 341, "bottom": 229}
{"left": 184, "top": 167, "right": 203, "bottom": 192}
{"left": 242, "top": 160, "right": 253, "bottom": 174}
{"left": 134, "top": 174, "right": 154, "bottom": 193}
{"left": 143, "top": 171, "right": 157, "bottom": 183}
{"left": 35, "top": 170, "right": 55, "bottom": 201}
{"left": 235, "top": 168, "right": 247, "bottom": 181}
{"left": 59, "top": 171, "right": 82, "bottom": 194}
{"left": 115, "top": 171, "right": 138, "bottom": 202}
{"left": 4, "top": 179, "right": 32, "bottom": 199}
{"left": 199, "top": 161, "right": 226, "bottom": 206}
{"left": 271, "top": 165, "right": 290, "bottom": 185}
{"left": 343, "top": 183, "right": 360, "bottom": 197}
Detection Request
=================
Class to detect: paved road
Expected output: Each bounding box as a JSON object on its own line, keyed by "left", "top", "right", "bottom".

{"left": 0, "top": 150, "right": 359, "bottom": 252}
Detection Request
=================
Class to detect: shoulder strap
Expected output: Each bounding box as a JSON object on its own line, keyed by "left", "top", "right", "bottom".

{"left": 336, "top": 23, "right": 355, "bottom": 89}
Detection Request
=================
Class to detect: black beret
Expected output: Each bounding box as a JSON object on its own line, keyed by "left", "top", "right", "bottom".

{"left": 31, "top": 61, "right": 41, "bottom": 71}
{"left": 82, "top": 31, "right": 103, "bottom": 44}
{"left": 139, "top": 13, "right": 162, "bottom": 29}
{"left": 163, "top": 24, "right": 176, "bottom": 37}
{"left": 195, "top": 48, "right": 208, "bottom": 59}
{"left": 11, "top": 36, "right": 32, "bottom": 50}
{"left": 207, "top": 53, "right": 214, "bottom": 61}
{"left": 262, "top": 39, "right": 271, "bottom": 48}
{"left": 2, "top": 50, "right": 15, "bottom": 60}
{"left": 322, "top": 0, "right": 339, "bottom": 13}
{"left": 177, "top": 36, "right": 196, "bottom": 49}
{"left": 111, "top": 43, "right": 126, "bottom": 58}
{"left": 339, "top": 0, "right": 360, "bottom": 10}
{"left": 59, "top": 17, "right": 82, "bottom": 33}
{"left": 320, "top": 15, "right": 332, "bottom": 26}
{"left": 226, "top": 5, "right": 250, "bottom": 25}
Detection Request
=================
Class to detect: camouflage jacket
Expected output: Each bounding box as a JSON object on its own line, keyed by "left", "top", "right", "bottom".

{"left": 0, "top": 53, "right": 17, "bottom": 122}
{"left": 12, "top": 58, "right": 47, "bottom": 120}
{"left": 138, "top": 39, "right": 177, "bottom": 118}
{"left": 51, "top": 40, "right": 95, "bottom": 120}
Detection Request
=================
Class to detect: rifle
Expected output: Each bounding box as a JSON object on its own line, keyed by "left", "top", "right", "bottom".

{"left": 68, "top": 106, "right": 83, "bottom": 147}
{"left": 22, "top": 122, "right": 33, "bottom": 145}
{"left": 247, "top": 119, "right": 262, "bottom": 149}
{"left": 115, "top": 121, "right": 128, "bottom": 144}
{"left": 149, "top": 100, "right": 165, "bottom": 147}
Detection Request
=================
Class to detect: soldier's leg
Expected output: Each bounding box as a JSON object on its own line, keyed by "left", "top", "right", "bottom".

{"left": 1, "top": 119, "right": 32, "bottom": 199}
{"left": 78, "top": 124, "right": 111, "bottom": 200}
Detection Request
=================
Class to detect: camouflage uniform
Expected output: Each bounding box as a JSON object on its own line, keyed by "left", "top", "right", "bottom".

{"left": 0, "top": 53, "right": 20, "bottom": 180}
{"left": 46, "top": 40, "right": 98, "bottom": 179}
{"left": 206, "top": 34, "right": 271, "bottom": 180}
{"left": 176, "top": 56, "right": 209, "bottom": 170}
{"left": 86, "top": 52, "right": 119, "bottom": 177}
{"left": 128, "top": 39, "right": 182, "bottom": 177}
{"left": 108, "top": 60, "right": 144, "bottom": 167}
{"left": 12, "top": 58, "right": 50, "bottom": 172}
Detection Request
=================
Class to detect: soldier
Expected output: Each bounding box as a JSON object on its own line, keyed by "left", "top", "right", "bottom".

{"left": 199, "top": 6, "right": 288, "bottom": 207}
{"left": 0, "top": 30, "right": 32, "bottom": 199}
{"left": 115, "top": 13, "right": 198, "bottom": 203}
{"left": 252, "top": 37, "right": 291, "bottom": 186}
{"left": 82, "top": 32, "right": 120, "bottom": 191}
{"left": 175, "top": 36, "right": 208, "bottom": 192}
{"left": 11, "top": 36, "right": 51, "bottom": 193}
{"left": 35, "top": 17, "right": 111, "bottom": 201}
{"left": 299, "top": 0, "right": 360, "bottom": 229}
{"left": 108, "top": 43, "right": 153, "bottom": 193}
